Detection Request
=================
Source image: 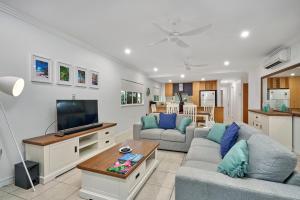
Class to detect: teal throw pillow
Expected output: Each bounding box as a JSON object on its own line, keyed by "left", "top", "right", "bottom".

{"left": 141, "top": 115, "right": 158, "bottom": 129}
{"left": 206, "top": 123, "right": 226, "bottom": 143}
{"left": 217, "top": 140, "right": 249, "bottom": 178}
{"left": 177, "top": 117, "right": 192, "bottom": 134}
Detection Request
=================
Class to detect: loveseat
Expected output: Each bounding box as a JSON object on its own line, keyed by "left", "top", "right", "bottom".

{"left": 175, "top": 123, "right": 300, "bottom": 200}
{"left": 133, "top": 113, "right": 196, "bottom": 152}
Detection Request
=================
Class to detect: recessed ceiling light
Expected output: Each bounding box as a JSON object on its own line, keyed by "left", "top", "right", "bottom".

{"left": 201, "top": 78, "right": 205, "bottom": 81}
{"left": 168, "top": 80, "right": 172, "bottom": 83}
{"left": 153, "top": 67, "right": 158, "bottom": 72}
{"left": 224, "top": 61, "right": 230, "bottom": 66}
{"left": 124, "top": 48, "right": 131, "bottom": 55}
{"left": 240, "top": 30, "right": 250, "bottom": 38}
{"left": 180, "top": 74, "right": 185, "bottom": 78}
{"left": 291, "top": 73, "right": 295, "bottom": 76}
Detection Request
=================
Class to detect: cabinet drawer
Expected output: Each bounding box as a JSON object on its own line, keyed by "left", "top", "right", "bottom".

{"left": 98, "top": 127, "right": 115, "bottom": 139}
{"left": 99, "top": 138, "right": 114, "bottom": 148}
{"left": 127, "top": 162, "right": 146, "bottom": 193}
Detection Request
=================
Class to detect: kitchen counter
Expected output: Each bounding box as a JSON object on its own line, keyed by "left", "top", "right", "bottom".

{"left": 249, "top": 109, "right": 300, "bottom": 117}
{"left": 248, "top": 109, "right": 292, "bottom": 116}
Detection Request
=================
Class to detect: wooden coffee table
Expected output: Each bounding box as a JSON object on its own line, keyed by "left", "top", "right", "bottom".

{"left": 77, "top": 140, "right": 159, "bottom": 200}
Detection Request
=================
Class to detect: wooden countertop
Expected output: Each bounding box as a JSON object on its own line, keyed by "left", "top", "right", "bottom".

{"left": 248, "top": 109, "right": 292, "bottom": 116}
{"left": 23, "top": 123, "right": 117, "bottom": 146}
{"left": 77, "top": 140, "right": 159, "bottom": 179}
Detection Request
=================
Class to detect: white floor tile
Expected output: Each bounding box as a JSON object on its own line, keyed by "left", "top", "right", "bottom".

{"left": 32, "top": 182, "right": 78, "bottom": 200}
{"left": 134, "top": 183, "right": 172, "bottom": 200}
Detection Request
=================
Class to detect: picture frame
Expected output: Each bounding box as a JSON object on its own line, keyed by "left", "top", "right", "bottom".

{"left": 75, "top": 67, "right": 87, "bottom": 87}
{"left": 89, "top": 70, "right": 100, "bottom": 89}
{"left": 31, "top": 55, "right": 53, "bottom": 83}
{"left": 56, "top": 62, "right": 73, "bottom": 85}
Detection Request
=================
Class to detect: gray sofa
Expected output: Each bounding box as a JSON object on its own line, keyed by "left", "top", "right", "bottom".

{"left": 133, "top": 113, "right": 196, "bottom": 152}
{"left": 175, "top": 123, "right": 300, "bottom": 200}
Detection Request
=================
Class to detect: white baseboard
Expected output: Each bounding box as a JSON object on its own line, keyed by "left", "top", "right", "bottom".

{"left": 0, "top": 176, "right": 13, "bottom": 188}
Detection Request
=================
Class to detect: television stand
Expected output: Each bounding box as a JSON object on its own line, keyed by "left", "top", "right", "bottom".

{"left": 55, "top": 123, "right": 104, "bottom": 137}
{"left": 23, "top": 122, "right": 117, "bottom": 184}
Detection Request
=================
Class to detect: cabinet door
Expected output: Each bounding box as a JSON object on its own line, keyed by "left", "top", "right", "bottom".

{"left": 289, "top": 77, "right": 300, "bottom": 108}
{"left": 165, "top": 83, "right": 173, "bottom": 97}
{"left": 49, "top": 138, "right": 79, "bottom": 172}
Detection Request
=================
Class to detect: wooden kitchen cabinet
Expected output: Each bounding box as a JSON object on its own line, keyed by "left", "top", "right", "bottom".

{"left": 192, "top": 82, "right": 200, "bottom": 106}
{"left": 289, "top": 77, "right": 300, "bottom": 108}
{"left": 165, "top": 83, "right": 173, "bottom": 97}
{"left": 204, "top": 80, "right": 217, "bottom": 90}
{"left": 267, "top": 77, "right": 289, "bottom": 89}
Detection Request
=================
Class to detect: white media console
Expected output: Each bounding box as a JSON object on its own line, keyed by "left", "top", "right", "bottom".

{"left": 23, "top": 123, "right": 117, "bottom": 184}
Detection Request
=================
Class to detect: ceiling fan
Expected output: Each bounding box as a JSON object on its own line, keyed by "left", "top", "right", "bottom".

{"left": 180, "top": 58, "right": 208, "bottom": 71}
{"left": 149, "top": 22, "right": 212, "bottom": 48}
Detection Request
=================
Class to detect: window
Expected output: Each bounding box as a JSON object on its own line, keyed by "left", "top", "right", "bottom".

{"left": 121, "top": 91, "right": 144, "bottom": 106}
{"left": 153, "top": 95, "right": 160, "bottom": 102}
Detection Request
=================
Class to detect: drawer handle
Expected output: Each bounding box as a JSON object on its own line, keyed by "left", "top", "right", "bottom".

{"left": 135, "top": 173, "right": 140, "bottom": 179}
{"left": 105, "top": 132, "right": 109, "bottom": 135}
{"left": 74, "top": 146, "right": 77, "bottom": 153}
{"left": 105, "top": 140, "right": 109, "bottom": 144}
{"left": 256, "top": 116, "right": 258, "bottom": 119}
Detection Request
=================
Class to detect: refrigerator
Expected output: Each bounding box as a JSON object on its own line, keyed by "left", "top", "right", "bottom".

{"left": 269, "top": 89, "right": 290, "bottom": 109}
{"left": 200, "top": 90, "right": 217, "bottom": 107}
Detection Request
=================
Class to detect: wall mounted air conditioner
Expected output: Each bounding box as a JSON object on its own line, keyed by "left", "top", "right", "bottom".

{"left": 264, "top": 48, "right": 291, "bottom": 69}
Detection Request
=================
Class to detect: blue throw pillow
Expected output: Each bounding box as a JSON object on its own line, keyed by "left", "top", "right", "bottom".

{"left": 177, "top": 117, "right": 192, "bottom": 134}
{"left": 220, "top": 122, "right": 240, "bottom": 158}
{"left": 218, "top": 140, "right": 249, "bottom": 178}
{"left": 158, "top": 113, "right": 177, "bottom": 129}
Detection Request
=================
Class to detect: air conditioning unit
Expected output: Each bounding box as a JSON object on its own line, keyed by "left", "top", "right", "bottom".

{"left": 264, "top": 48, "right": 291, "bottom": 69}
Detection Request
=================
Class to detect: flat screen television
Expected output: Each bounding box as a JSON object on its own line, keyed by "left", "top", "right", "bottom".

{"left": 56, "top": 100, "right": 98, "bottom": 131}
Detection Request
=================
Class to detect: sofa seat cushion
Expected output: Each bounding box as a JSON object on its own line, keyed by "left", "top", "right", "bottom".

{"left": 191, "top": 138, "right": 219, "bottom": 149}
{"left": 247, "top": 134, "right": 297, "bottom": 183}
{"left": 183, "top": 160, "right": 218, "bottom": 172}
{"left": 186, "top": 145, "right": 222, "bottom": 164}
{"left": 161, "top": 129, "right": 186, "bottom": 142}
{"left": 140, "top": 128, "right": 164, "bottom": 140}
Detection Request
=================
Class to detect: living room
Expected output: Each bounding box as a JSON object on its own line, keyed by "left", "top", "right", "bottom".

{"left": 0, "top": 0, "right": 300, "bottom": 200}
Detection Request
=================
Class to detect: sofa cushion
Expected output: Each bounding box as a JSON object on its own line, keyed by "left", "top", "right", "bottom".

{"left": 183, "top": 160, "right": 218, "bottom": 172}
{"left": 207, "top": 123, "right": 226, "bottom": 143}
{"left": 186, "top": 145, "right": 222, "bottom": 164}
{"left": 141, "top": 115, "right": 158, "bottom": 129}
{"left": 191, "top": 138, "right": 219, "bottom": 149}
{"left": 285, "top": 171, "right": 300, "bottom": 187}
{"left": 177, "top": 117, "right": 192, "bottom": 134}
{"left": 161, "top": 129, "right": 186, "bottom": 142}
{"left": 236, "top": 123, "right": 263, "bottom": 141}
{"left": 220, "top": 122, "right": 240, "bottom": 158}
{"left": 218, "top": 140, "right": 249, "bottom": 178}
{"left": 247, "top": 134, "right": 297, "bottom": 183}
{"left": 140, "top": 128, "right": 164, "bottom": 140}
{"left": 159, "top": 113, "right": 177, "bottom": 129}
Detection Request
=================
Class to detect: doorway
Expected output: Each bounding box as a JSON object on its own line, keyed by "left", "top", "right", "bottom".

{"left": 243, "top": 83, "right": 249, "bottom": 123}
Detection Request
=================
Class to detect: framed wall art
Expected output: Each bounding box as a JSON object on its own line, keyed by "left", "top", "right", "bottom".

{"left": 56, "top": 62, "right": 73, "bottom": 85}
{"left": 31, "top": 55, "right": 52, "bottom": 83}
{"left": 75, "top": 67, "right": 87, "bottom": 87}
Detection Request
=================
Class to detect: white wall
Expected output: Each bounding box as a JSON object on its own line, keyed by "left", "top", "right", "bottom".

{"left": 248, "top": 39, "right": 300, "bottom": 109}
{"left": 0, "top": 12, "right": 160, "bottom": 186}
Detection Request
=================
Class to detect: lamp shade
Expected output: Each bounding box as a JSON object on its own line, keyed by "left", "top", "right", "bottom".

{"left": 0, "top": 76, "right": 25, "bottom": 97}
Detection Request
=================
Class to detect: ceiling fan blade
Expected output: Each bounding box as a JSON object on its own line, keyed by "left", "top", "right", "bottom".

{"left": 148, "top": 38, "right": 168, "bottom": 46}
{"left": 176, "top": 39, "right": 190, "bottom": 48}
{"left": 179, "top": 24, "right": 212, "bottom": 36}
{"left": 152, "top": 23, "right": 172, "bottom": 35}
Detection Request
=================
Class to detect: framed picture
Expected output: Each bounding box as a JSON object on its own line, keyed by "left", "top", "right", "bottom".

{"left": 31, "top": 55, "right": 52, "bottom": 83}
{"left": 75, "top": 67, "right": 87, "bottom": 87}
{"left": 89, "top": 70, "right": 100, "bottom": 88}
{"left": 56, "top": 62, "right": 73, "bottom": 85}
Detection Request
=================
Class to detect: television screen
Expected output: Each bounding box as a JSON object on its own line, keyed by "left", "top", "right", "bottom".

{"left": 56, "top": 100, "right": 98, "bottom": 131}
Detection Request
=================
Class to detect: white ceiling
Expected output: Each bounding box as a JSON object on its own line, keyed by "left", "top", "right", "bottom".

{"left": 2, "top": 0, "right": 300, "bottom": 83}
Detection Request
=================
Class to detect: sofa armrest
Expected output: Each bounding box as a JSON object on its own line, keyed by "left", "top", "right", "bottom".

{"left": 133, "top": 123, "right": 142, "bottom": 140}
{"left": 185, "top": 123, "right": 196, "bottom": 148}
{"left": 194, "top": 127, "right": 210, "bottom": 138}
{"left": 175, "top": 167, "right": 300, "bottom": 200}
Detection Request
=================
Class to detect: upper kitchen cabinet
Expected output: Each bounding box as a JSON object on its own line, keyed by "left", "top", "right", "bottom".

{"left": 165, "top": 83, "right": 173, "bottom": 97}
{"left": 267, "top": 77, "right": 289, "bottom": 89}
{"left": 289, "top": 77, "right": 300, "bottom": 108}
{"left": 204, "top": 80, "right": 217, "bottom": 90}
{"left": 172, "top": 83, "right": 193, "bottom": 96}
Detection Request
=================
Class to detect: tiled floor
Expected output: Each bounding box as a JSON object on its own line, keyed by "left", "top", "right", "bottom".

{"left": 0, "top": 150, "right": 185, "bottom": 200}
{"left": 1, "top": 151, "right": 299, "bottom": 200}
